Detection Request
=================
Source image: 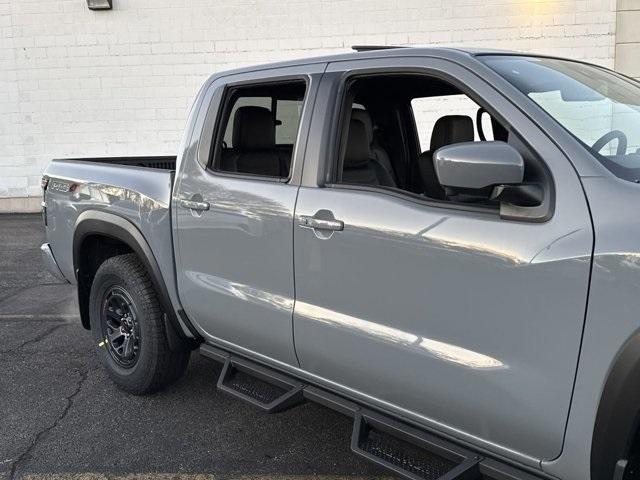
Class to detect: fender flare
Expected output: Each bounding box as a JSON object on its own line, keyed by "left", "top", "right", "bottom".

{"left": 591, "top": 332, "right": 640, "bottom": 480}
{"left": 73, "top": 210, "right": 200, "bottom": 347}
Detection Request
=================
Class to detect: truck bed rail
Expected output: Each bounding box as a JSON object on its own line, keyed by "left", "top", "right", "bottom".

{"left": 52, "top": 156, "right": 177, "bottom": 170}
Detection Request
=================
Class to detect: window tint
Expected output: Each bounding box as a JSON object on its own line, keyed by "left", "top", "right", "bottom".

{"left": 335, "top": 74, "right": 527, "bottom": 207}
{"left": 212, "top": 81, "right": 306, "bottom": 179}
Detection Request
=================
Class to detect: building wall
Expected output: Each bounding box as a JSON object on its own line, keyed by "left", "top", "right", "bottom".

{"left": 0, "top": 0, "right": 618, "bottom": 212}
{"left": 616, "top": 0, "right": 640, "bottom": 79}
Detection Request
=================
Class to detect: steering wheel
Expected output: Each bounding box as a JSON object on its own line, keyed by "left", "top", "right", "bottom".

{"left": 592, "top": 130, "right": 628, "bottom": 155}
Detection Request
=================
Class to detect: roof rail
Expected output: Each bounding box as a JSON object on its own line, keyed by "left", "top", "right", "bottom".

{"left": 351, "top": 45, "right": 409, "bottom": 52}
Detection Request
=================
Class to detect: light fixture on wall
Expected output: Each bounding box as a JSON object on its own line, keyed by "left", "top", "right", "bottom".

{"left": 86, "top": 0, "right": 112, "bottom": 10}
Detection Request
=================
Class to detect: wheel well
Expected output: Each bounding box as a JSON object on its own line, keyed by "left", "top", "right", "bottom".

{"left": 72, "top": 211, "right": 201, "bottom": 348}
{"left": 76, "top": 234, "right": 133, "bottom": 329}
{"left": 592, "top": 333, "right": 640, "bottom": 480}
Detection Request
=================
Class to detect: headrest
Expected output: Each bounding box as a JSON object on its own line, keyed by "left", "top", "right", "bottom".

{"left": 351, "top": 109, "right": 373, "bottom": 144}
{"left": 344, "top": 119, "right": 371, "bottom": 168}
{"left": 232, "top": 106, "right": 275, "bottom": 151}
{"left": 430, "top": 115, "right": 474, "bottom": 151}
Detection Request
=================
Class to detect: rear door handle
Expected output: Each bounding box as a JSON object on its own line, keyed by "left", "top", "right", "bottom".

{"left": 179, "top": 198, "right": 210, "bottom": 211}
{"left": 299, "top": 215, "right": 344, "bottom": 231}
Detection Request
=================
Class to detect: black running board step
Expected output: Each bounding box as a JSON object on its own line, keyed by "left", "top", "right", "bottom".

{"left": 352, "top": 411, "right": 482, "bottom": 480}
{"left": 201, "top": 344, "right": 305, "bottom": 413}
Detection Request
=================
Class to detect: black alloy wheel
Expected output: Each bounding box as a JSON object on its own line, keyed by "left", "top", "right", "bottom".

{"left": 100, "top": 286, "right": 141, "bottom": 368}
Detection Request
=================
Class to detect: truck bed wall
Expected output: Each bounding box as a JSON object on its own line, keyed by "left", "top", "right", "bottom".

{"left": 42, "top": 159, "right": 181, "bottom": 316}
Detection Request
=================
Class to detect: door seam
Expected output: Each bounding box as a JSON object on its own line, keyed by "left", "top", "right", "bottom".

{"left": 290, "top": 63, "right": 329, "bottom": 368}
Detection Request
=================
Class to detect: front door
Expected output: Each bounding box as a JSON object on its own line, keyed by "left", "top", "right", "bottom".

{"left": 292, "top": 58, "right": 593, "bottom": 461}
{"left": 174, "top": 65, "right": 323, "bottom": 365}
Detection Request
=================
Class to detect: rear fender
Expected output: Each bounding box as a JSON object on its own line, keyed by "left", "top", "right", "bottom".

{"left": 73, "top": 210, "right": 200, "bottom": 349}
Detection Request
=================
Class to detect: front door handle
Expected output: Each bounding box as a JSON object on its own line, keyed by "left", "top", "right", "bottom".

{"left": 179, "top": 198, "right": 210, "bottom": 211}
{"left": 299, "top": 215, "right": 344, "bottom": 231}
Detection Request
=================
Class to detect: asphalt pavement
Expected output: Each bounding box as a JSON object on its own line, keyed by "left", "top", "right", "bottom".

{"left": 0, "top": 214, "right": 386, "bottom": 480}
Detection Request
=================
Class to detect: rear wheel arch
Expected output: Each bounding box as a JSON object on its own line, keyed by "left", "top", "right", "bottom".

{"left": 591, "top": 332, "right": 640, "bottom": 480}
{"left": 72, "top": 210, "right": 198, "bottom": 347}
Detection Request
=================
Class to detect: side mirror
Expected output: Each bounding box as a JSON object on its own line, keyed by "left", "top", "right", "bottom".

{"left": 433, "top": 141, "right": 524, "bottom": 190}
{"left": 434, "top": 141, "right": 545, "bottom": 213}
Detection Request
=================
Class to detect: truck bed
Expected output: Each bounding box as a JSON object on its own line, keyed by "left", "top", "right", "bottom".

{"left": 42, "top": 157, "right": 179, "bottom": 313}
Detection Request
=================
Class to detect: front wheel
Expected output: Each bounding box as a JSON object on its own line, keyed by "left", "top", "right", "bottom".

{"left": 89, "top": 253, "right": 190, "bottom": 394}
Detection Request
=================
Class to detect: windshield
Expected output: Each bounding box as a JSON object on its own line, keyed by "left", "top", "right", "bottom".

{"left": 481, "top": 55, "right": 640, "bottom": 182}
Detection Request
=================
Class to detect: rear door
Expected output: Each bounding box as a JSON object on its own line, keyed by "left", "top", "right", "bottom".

{"left": 173, "top": 64, "right": 324, "bottom": 365}
{"left": 292, "top": 57, "right": 593, "bottom": 462}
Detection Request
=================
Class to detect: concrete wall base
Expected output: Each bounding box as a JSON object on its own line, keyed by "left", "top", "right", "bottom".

{"left": 0, "top": 197, "right": 42, "bottom": 214}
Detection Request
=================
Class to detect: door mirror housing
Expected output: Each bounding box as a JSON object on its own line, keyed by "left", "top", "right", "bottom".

{"left": 433, "top": 141, "right": 525, "bottom": 191}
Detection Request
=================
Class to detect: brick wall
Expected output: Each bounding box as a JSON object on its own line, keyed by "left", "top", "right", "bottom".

{"left": 615, "top": 0, "right": 640, "bottom": 79}
{"left": 0, "top": 0, "right": 618, "bottom": 211}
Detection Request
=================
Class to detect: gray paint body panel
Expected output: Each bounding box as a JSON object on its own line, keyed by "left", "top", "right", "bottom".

{"left": 40, "top": 242, "right": 67, "bottom": 282}
{"left": 293, "top": 184, "right": 592, "bottom": 460}
{"left": 173, "top": 171, "right": 300, "bottom": 364}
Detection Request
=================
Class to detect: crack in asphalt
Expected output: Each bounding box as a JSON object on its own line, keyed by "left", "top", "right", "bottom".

{"left": 8, "top": 368, "right": 90, "bottom": 480}
{"left": 0, "top": 324, "right": 65, "bottom": 355}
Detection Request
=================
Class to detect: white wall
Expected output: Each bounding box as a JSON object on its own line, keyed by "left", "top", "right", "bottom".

{"left": 616, "top": 0, "right": 640, "bottom": 79}
{"left": 0, "top": 0, "right": 618, "bottom": 211}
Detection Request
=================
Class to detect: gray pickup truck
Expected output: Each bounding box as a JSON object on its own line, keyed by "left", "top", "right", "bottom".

{"left": 41, "top": 46, "right": 640, "bottom": 480}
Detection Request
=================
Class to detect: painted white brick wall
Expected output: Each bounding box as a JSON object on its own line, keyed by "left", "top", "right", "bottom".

{"left": 0, "top": 0, "right": 618, "bottom": 204}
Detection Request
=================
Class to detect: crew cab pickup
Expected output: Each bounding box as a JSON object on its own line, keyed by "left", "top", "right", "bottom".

{"left": 41, "top": 47, "right": 640, "bottom": 480}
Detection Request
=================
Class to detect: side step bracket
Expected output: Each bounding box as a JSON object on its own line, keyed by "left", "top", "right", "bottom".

{"left": 201, "top": 344, "right": 305, "bottom": 413}
{"left": 351, "top": 410, "right": 482, "bottom": 480}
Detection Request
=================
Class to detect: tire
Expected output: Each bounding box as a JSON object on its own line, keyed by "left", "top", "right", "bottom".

{"left": 89, "top": 253, "right": 190, "bottom": 394}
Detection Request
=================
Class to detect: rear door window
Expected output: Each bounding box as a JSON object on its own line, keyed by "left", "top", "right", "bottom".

{"left": 211, "top": 81, "right": 307, "bottom": 179}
